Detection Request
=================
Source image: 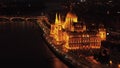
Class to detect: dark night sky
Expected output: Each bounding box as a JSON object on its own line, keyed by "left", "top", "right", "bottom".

{"left": 0, "top": 0, "right": 65, "bottom": 15}
{"left": 0, "top": 0, "right": 119, "bottom": 16}
{"left": 0, "top": 0, "right": 65, "bottom": 9}
{"left": 0, "top": 0, "right": 64, "bottom": 3}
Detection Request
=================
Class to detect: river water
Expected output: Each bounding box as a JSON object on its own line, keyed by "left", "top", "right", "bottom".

{"left": 0, "top": 21, "right": 68, "bottom": 68}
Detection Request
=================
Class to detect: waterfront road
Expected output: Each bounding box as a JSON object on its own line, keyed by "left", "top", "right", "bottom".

{"left": 0, "top": 21, "right": 68, "bottom": 68}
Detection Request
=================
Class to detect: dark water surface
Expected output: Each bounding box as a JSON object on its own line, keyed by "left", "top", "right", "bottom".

{"left": 0, "top": 21, "right": 68, "bottom": 68}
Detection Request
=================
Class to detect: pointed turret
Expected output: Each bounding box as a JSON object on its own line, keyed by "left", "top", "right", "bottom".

{"left": 55, "top": 13, "right": 59, "bottom": 24}
{"left": 59, "top": 14, "right": 61, "bottom": 23}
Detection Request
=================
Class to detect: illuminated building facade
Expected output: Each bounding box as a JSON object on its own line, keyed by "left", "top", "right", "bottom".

{"left": 50, "top": 11, "right": 106, "bottom": 51}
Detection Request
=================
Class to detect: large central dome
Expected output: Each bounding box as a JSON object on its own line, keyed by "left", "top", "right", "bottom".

{"left": 66, "top": 11, "right": 77, "bottom": 18}
{"left": 65, "top": 11, "right": 78, "bottom": 23}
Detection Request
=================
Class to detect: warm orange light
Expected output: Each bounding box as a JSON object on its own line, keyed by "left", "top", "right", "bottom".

{"left": 50, "top": 11, "right": 106, "bottom": 51}
{"left": 99, "top": 32, "right": 106, "bottom": 40}
{"left": 109, "top": 60, "right": 112, "bottom": 64}
{"left": 55, "top": 13, "right": 59, "bottom": 24}
{"left": 65, "top": 12, "right": 78, "bottom": 23}
{"left": 99, "top": 28, "right": 106, "bottom": 41}
{"left": 118, "top": 64, "right": 120, "bottom": 68}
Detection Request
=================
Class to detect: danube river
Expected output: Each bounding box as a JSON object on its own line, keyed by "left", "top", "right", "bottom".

{"left": 0, "top": 20, "right": 68, "bottom": 68}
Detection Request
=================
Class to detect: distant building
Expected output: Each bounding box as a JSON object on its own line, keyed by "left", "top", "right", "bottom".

{"left": 50, "top": 11, "right": 106, "bottom": 52}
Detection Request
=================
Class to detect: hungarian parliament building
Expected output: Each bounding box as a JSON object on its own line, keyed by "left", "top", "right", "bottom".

{"left": 50, "top": 11, "right": 106, "bottom": 52}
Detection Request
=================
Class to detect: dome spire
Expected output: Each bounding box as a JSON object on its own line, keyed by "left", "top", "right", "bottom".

{"left": 70, "top": 3, "right": 73, "bottom": 11}
{"left": 69, "top": 1, "right": 76, "bottom": 12}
